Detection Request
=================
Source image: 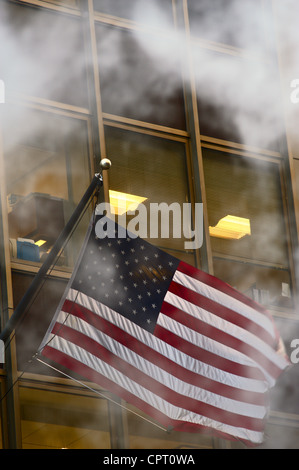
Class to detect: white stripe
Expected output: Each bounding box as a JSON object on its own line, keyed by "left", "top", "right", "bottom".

{"left": 46, "top": 334, "right": 264, "bottom": 444}
{"left": 66, "top": 288, "right": 268, "bottom": 393}
{"left": 164, "top": 290, "right": 287, "bottom": 371}
{"left": 158, "top": 312, "right": 277, "bottom": 387}
{"left": 56, "top": 311, "right": 267, "bottom": 419}
{"left": 173, "top": 270, "right": 275, "bottom": 339}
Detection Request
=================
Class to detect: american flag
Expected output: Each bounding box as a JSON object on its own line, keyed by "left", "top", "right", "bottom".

{"left": 39, "top": 215, "right": 290, "bottom": 446}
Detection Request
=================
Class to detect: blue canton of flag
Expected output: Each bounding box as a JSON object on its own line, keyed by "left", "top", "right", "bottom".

{"left": 72, "top": 217, "right": 180, "bottom": 334}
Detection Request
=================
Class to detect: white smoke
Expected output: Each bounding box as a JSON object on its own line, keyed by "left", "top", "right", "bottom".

{"left": 1, "top": 0, "right": 299, "bottom": 450}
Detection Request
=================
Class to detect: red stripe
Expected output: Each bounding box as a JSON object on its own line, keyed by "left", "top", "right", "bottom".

{"left": 41, "top": 346, "right": 262, "bottom": 446}
{"left": 154, "top": 323, "right": 265, "bottom": 381}
{"left": 62, "top": 298, "right": 266, "bottom": 397}
{"left": 177, "top": 261, "right": 276, "bottom": 334}
{"left": 44, "top": 325, "right": 265, "bottom": 432}
{"left": 168, "top": 279, "right": 274, "bottom": 346}
{"left": 162, "top": 287, "right": 282, "bottom": 379}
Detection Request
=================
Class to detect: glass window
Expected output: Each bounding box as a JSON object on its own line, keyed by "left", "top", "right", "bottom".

{"left": 255, "top": 423, "right": 299, "bottom": 449}
{"left": 104, "top": 126, "right": 196, "bottom": 265}
{"left": 40, "top": 0, "right": 79, "bottom": 7}
{"left": 203, "top": 148, "right": 293, "bottom": 309}
{"left": 3, "top": 105, "right": 92, "bottom": 267}
{"left": 194, "top": 49, "right": 282, "bottom": 150}
{"left": 93, "top": 0, "right": 174, "bottom": 28}
{"left": 96, "top": 24, "right": 186, "bottom": 130}
{"left": 12, "top": 271, "right": 68, "bottom": 371}
{"left": 187, "top": 0, "right": 266, "bottom": 51}
{"left": 20, "top": 386, "right": 110, "bottom": 449}
{"left": 126, "top": 404, "right": 213, "bottom": 449}
{"left": 0, "top": 380, "right": 3, "bottom": 449}
{"left": 0, "top": 2, "right": 88, "bottom": 107}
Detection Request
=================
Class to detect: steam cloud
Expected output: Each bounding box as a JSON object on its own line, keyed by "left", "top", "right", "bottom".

{"left": 0, "top": 0, "right": 298, "bottom": 449}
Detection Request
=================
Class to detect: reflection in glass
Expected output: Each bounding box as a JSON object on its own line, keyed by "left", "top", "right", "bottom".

{"left": 96, "top": 24, "right": 186, "bottom": 129}
{"left": 20, "top": 387, "right": 110, "bottom": 449}
{"left": 203, "top": 147, "right": 293, "bottom": 308}
{"left": 3, "top": 105, "right": 92, "bottom": 266}
{"left": 0, "top": 1, "right": 88, "bottom": 107}
{"left": 194, "top": 49, "right": 282, "bottom": 150}
{"left": 93, "top": 0, "right": 174, "bottom": 28}
{"left": 188, "top": 0, "right": 265, "bottom": 50}
{"left": 105, "top": 126, "right": 196, "bottom": 265}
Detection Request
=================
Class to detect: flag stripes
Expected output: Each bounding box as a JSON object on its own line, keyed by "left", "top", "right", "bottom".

{"left": 42, "top": 343, "right": 264, "bottom": 445}
{"left": 41, "top": 282, "right": 281, "bottom": 444}
{"left": 48, "top": 320, "right": 265, "bottom": 426}
{"left": 161, "top": 289, "right": 283, "bottom": 381}
{"left": 175, "top": 264, "right": 277, "bottom": 342}
{"left": 39, "top": 218, "right": 289, "bottom": 446}
{"left": 59, "top": 298, "right": 267, "bottom": 405}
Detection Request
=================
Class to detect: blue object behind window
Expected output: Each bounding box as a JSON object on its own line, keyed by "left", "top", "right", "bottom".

{"left": 17, "top": 240, "right": 40, "bottom": 262}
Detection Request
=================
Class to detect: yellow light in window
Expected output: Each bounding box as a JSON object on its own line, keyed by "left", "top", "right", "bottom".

{"left": 109, "top": 190, "right": 147, "bottom": 215}
{"left": 35, "top": 239, "right": 47, "bottom": 247}
{"left": 209, "top": 215, "right": 251, "bottom": 240}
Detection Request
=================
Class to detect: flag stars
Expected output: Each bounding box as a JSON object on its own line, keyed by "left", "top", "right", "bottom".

{"left": 75, "top": 226, "right": 179, "bottom": 334}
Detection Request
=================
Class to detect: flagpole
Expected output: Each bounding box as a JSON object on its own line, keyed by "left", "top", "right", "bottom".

{"left": 0, "top": 159, "right": 111, "bottom": 343}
